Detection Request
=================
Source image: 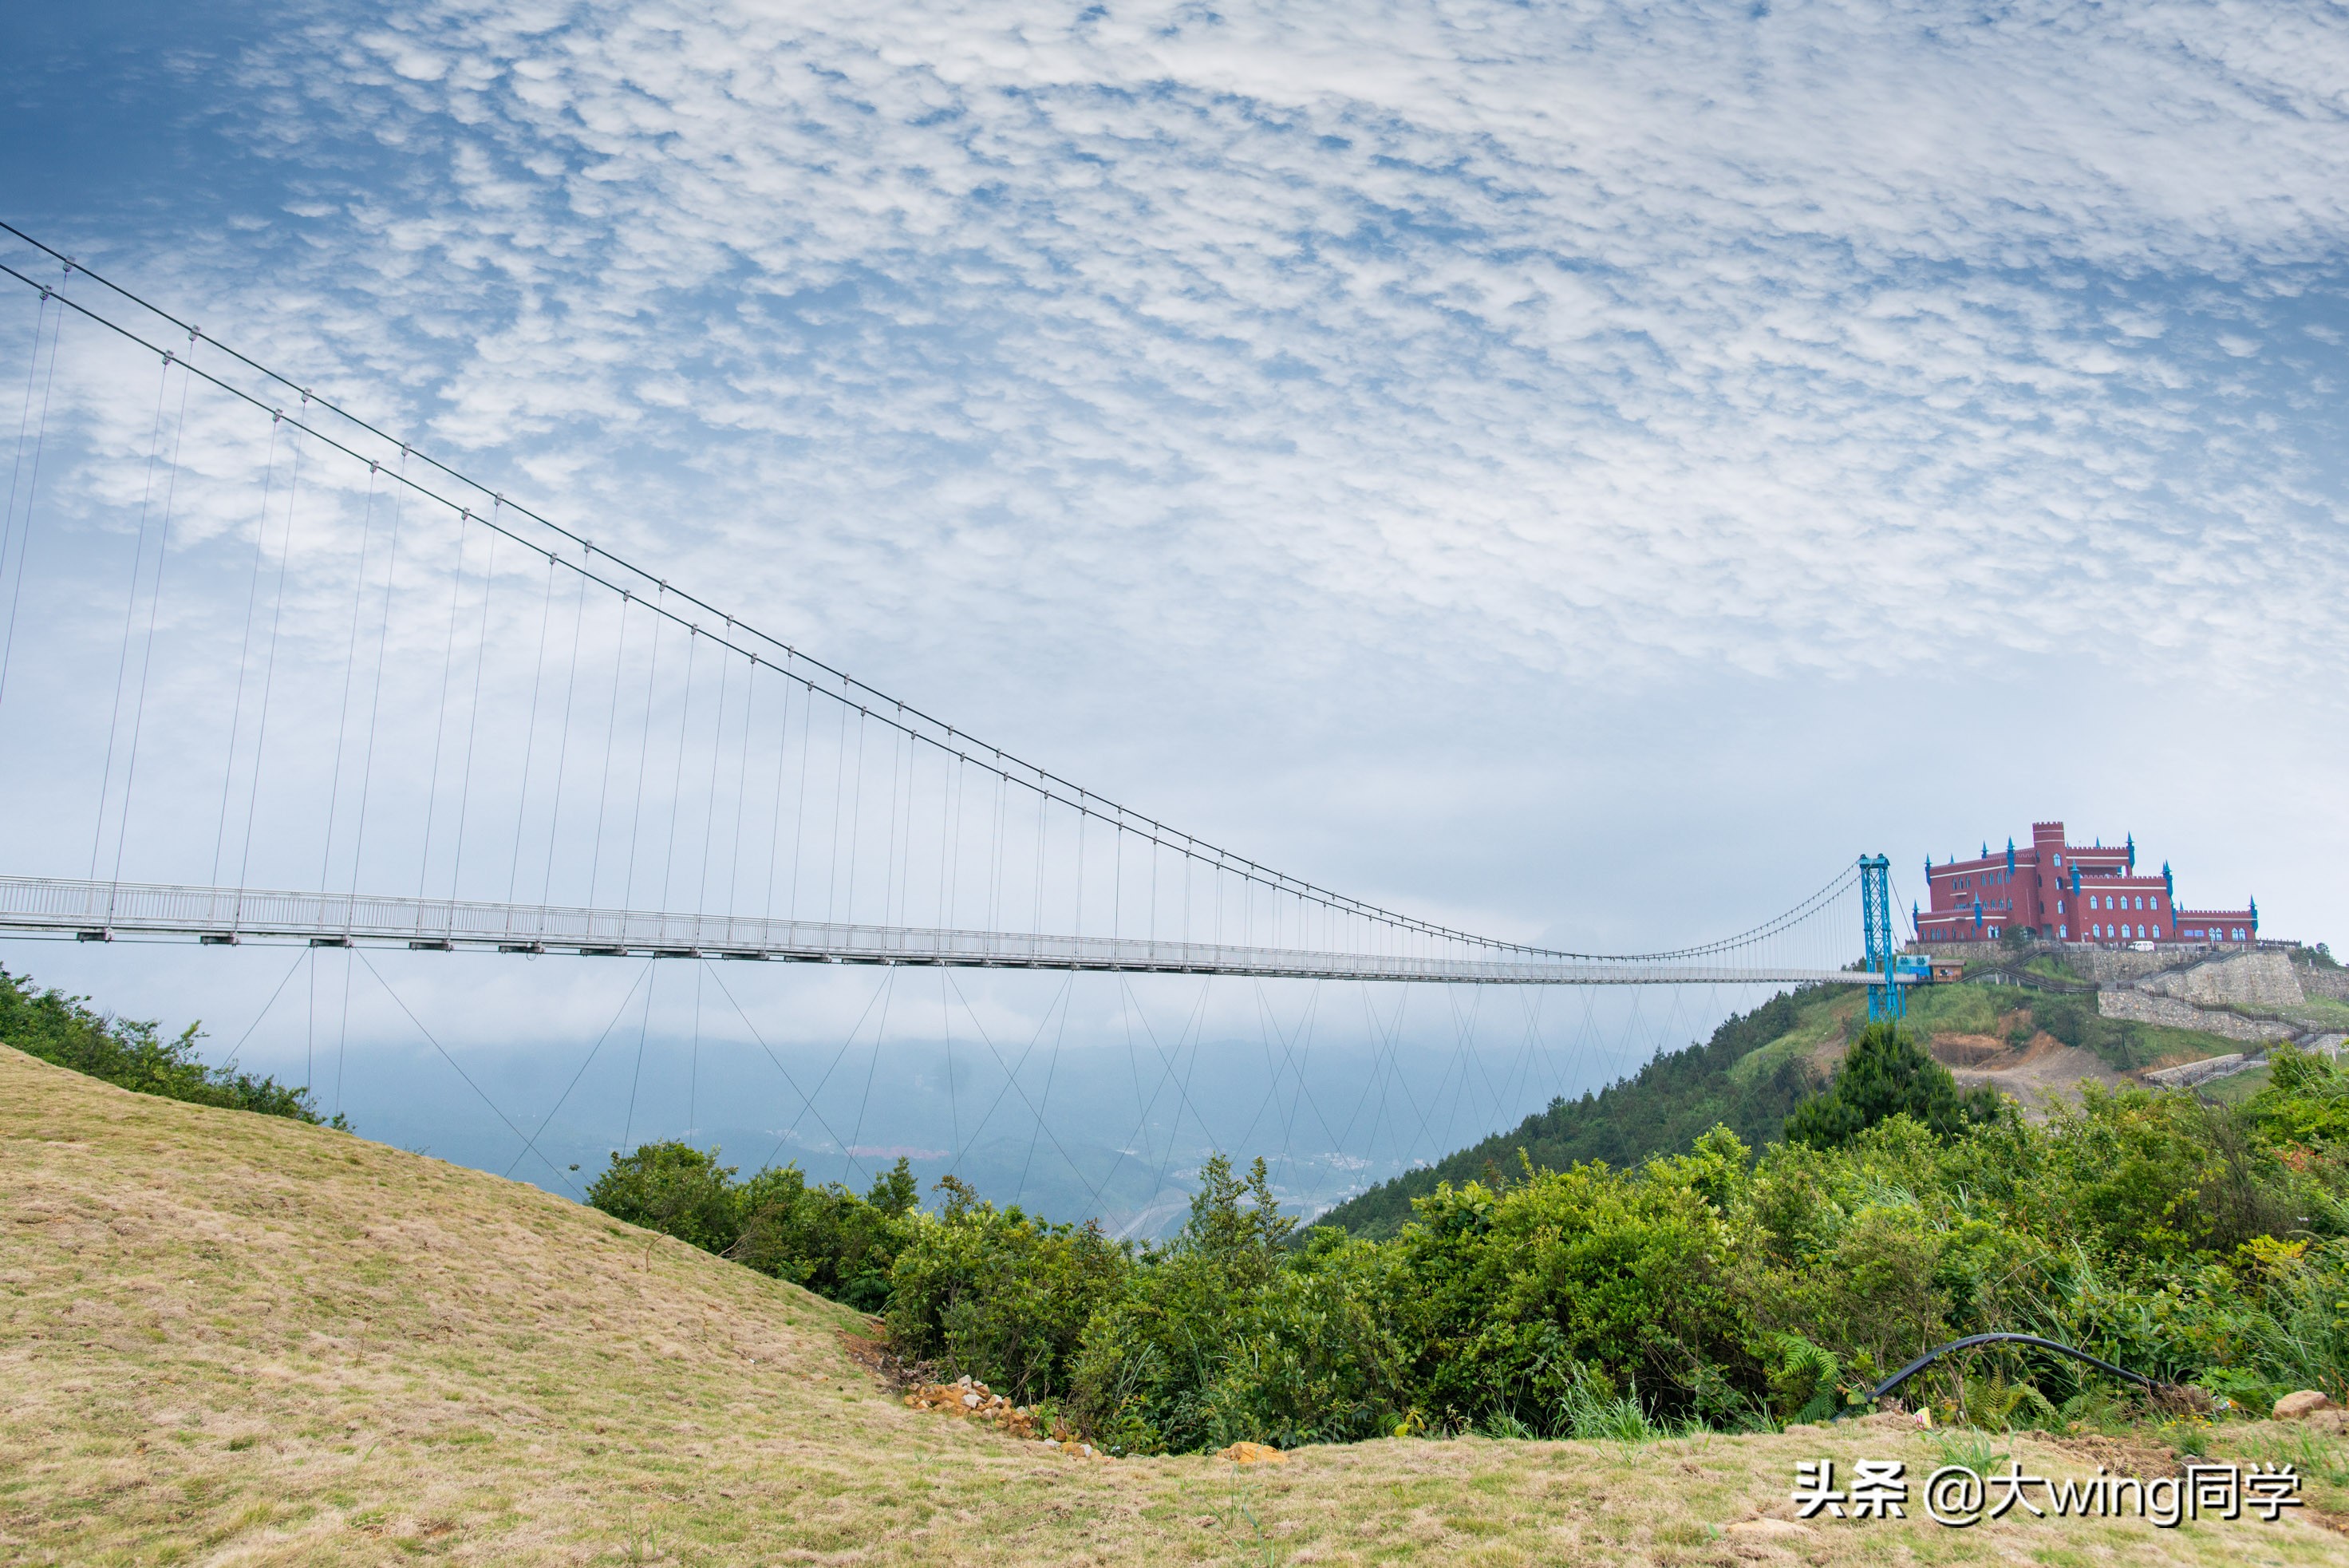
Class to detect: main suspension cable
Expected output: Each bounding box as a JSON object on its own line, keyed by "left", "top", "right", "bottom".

{"left": 0, "top": 234, "right": 1861, "bottom": 965}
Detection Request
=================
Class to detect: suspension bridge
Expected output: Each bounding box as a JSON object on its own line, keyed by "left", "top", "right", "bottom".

{"left": 0, "top": 227, "right": 1911, "bottom": 1219}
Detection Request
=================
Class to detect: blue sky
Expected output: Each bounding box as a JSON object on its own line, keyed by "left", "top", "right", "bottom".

{"left": 3, "top": 1, "right": 2346, "bottom": 1214}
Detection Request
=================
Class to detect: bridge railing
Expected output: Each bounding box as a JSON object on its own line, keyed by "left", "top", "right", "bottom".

{"left": 0, "top": 875, "right": 1897, "bottom": 988}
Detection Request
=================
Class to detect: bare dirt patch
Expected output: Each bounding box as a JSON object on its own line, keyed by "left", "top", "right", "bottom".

{"left": 1937, "top": 1031, "right": 2133, "bottom": 1114}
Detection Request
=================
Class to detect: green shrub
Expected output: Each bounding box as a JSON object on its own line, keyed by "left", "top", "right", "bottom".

{"left": 1069, "top": 1157, "right": 1409, "bottom": 1452}
{"left": 2249, "top": 1045, "right": 2349, "bottom": 1151}
{"left": 729, "top": 1159, "right": 918, "bottom": 1312}
{"left": 1384, "top": 1130, "right": 1764, "bottom": 1435}
{"left": 586, "top": 1142, "right": 745, "bottom": 1254}
{"left": 0, "top": 966, "right": 341, "bottom": 1126}
{"left": 886, "top": 1175, "right": 1132, "bottom": 1404}
{"left": 585, "top": 1145, "right": 919, "bottom": 1312}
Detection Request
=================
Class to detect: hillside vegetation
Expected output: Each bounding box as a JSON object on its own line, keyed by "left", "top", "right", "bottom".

{"left": 1321, "top": 975, "right": 2265, "bottom": 1237}
{"left": 1318, "top": 986, "right": 1848, "bottom": 1238}
{"left": 11, "top": 1041, "right": 2349, "bottom": 1565}
{"left": 0, "top": 965, "right": 336, "bottom": 1126}
{"left": 588, "top": 1026, "right": 2349, "bottom": 1475}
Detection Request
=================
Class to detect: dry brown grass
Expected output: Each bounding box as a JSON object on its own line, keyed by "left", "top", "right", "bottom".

{"left": 4, "top": 1041, "right": 2346, "bottom": 1566}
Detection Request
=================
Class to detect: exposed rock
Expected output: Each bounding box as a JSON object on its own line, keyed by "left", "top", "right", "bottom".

{"left": 2274, "top": 1390, "right": 2339, "bottom": 1420}
{"left": 1216, "top": 1441, "right": 1287, "bottom": 1465}
{"left": 900, "top": 1382, "right": 1108, "bottom": 1456}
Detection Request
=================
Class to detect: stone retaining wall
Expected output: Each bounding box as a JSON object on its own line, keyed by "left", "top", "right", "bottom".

{"left": 2138, "top": 951, "right": 2304, "bottom": 1009}
{"left": 2144, "top": 1054, "right": 2255, "bottom": 1088}
{"left": 2097, "top": 988, "right": 2296, "bottom": 1044}
{"left": 2301, "top": 967, "right": 2349, "bottom": 1003}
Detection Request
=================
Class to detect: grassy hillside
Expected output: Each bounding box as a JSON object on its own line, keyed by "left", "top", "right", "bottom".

{"left": 11, "top": 1045, "right": 2341, "bottom": 1564}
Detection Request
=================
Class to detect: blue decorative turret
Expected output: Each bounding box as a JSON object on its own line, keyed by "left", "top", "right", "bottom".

{"left": 2006, "top": 837, "right": 2016, "bottom": 872}
{"left": 1972, "top": 898, "right": 1984, "bottom": 927}
{"left": 2250, "top": 896, "right": 2259, "bottom": 930}
{"left": 2071, "top": 866, "right": 2082, "bottom": 895}
{"left": 2126, "top": 832, "right": 2135, "bottom": 871}
{"left": 2162, "top": 861, "right": 2173, "bottom": 899}
{"left": 1981, "top": 842, "right": 1990, "bottom": 859}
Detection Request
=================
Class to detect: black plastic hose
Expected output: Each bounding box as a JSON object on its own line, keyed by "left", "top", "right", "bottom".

{"left": 1869, "top": 1332, "right": 2159, "bottom": 1405}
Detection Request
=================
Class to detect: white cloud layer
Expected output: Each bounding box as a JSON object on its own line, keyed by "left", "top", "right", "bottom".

{"left": 162, "top": 0, "right": 2346, "bottom": 707}
{"left": 3, "top": 0, "right": 2346, "bottom": 1026}
{"left": 6, "top": 1, "right": 2348, "bottom": 1220}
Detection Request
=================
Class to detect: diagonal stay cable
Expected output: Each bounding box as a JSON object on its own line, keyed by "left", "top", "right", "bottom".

{"left": 942, "top": 972, "right": 1101, "bottom": 1209}
{"left": 699, "top": 958, "right": 866, "bottom": 1178}
{"left": 1265, "top": 980, "right": 1345, "bottom": 1182}
{"left": 356, "top": 951, "right": 581, "bottom": 1191}
{"left": 1014, "top": 975, "right": 1076, "bottom": 1210}
{"left": 839, "top": 962, "right": 901, "bottom": 1185}
{"left": 503, "top": 959, "right": 654, "bottom": 1179}
{"left": 945, "top": 974, "right": 1072, "bottom": 1179}
{"left": 764, "top": 966, "right": 894, "bottom": 1163}
{"left": 1088, "top": 976, "right": 1214, "bottom": 1212}
{"left": 353, "top": 950, "right": 579, "bottom": 1196}
{"left": 1139, "top": 978, "right": 1220, "bottom": 1220}
{"left": 1230, "top": 979, "right": 1321, "bottom": 1160}
{"left": 216, "top": 946, "right": 310, "bottom": 1073}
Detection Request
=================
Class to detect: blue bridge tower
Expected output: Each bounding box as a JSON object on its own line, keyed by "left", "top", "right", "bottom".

{"left": 1860, "top": 853, "right": 1904, "bottom": 1022}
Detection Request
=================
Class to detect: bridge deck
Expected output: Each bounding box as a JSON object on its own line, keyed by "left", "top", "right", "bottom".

{"left": 0, "top": 876, "right": 1899, "bottom": 988}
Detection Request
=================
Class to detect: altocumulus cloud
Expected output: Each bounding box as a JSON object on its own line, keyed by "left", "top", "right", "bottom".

{"left": 4, "top": 0, "right": 2347, "bottom": 1179}
{"left": 160, "top": 0, "right": 2349, "bottom": 705}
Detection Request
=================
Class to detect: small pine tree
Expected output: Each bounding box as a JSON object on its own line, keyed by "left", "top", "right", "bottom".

{"left": 1782, "top": 1023, "right": 2004, "bottom": 1149}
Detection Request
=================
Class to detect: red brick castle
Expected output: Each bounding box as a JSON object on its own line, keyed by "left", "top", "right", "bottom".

{"left": 1914, "top": 820, "right": 2258, "bottom": 947}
